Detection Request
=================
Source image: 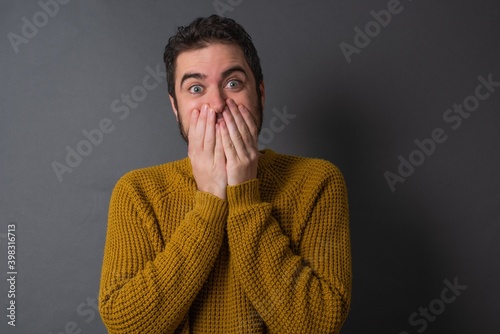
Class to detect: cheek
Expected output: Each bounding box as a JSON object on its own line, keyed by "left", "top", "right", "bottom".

{"left": 176, "top": 100, "right": 202, "bottom": 131}
{"left": 178, "top": 98, "right": 202, "bottom": 113}
{"left": 229, "top": 90, "right": 255, "bottom": 108}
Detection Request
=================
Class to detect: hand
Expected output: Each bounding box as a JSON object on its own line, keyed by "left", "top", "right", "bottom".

{"left": 188, "top": 104, "right": 227, "bottom": 199}
{"left": 219, "top": 99, "right": 259, "bottom": 186}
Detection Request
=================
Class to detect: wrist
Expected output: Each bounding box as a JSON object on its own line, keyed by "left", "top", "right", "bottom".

{"left": 198, "top": 183, "right": 227, "bottom": 200}
{"left": 192, "top": 191, "right": 228, "bottom": 225}
{"left": 226, "top": 178, "right": 260, "bottom": 214}
{"left": 227, "top": 169, "right": 257, "bottom": 186}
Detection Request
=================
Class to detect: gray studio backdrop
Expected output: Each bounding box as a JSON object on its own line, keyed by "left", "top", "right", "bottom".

{"left": 1, "top": 0, "right": 499, "bottom": 333}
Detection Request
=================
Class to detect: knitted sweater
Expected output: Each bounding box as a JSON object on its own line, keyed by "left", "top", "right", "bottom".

{"left": 99, "top": 149, "right": 351, "bottom": 333}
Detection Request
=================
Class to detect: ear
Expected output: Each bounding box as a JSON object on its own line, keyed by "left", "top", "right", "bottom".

{"left": 259, "top": 81, "right": 266, "bottom": 109}
{"left": 169, "top": 95, "right": 178, "bottom": 120}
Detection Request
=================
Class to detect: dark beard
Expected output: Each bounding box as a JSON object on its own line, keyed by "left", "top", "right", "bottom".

{"left": 177, "top": 110, "right": 189, "bottom": 144}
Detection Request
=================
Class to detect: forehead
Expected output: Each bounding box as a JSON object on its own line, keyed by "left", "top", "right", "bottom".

{"left": 175, "top": 43, "right": 251, "bottom": 80}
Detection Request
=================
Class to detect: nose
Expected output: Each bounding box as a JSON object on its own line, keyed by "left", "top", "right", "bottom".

{"left": 206, "top": 88, "right": 227, "bottom": 113}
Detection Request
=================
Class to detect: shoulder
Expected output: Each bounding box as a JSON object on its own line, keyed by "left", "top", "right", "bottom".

{"left": 258, "top": 150, "right": 347, "bottom": 206}
{"left": 260, "top": 149, "right": 345, "bottom": 187}
{"left": 112, "top": 158, "right": 192, "bottom": 202}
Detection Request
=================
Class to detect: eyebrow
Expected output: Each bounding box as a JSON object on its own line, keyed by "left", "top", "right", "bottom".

{"left": 180, "top": 73, "right": 206, "bottom": 88}
{"left": 222, "top": 65, "right": 248, "bottom": 79}
{"left": 179, "top": 65, "right": 248, "bottom": 88}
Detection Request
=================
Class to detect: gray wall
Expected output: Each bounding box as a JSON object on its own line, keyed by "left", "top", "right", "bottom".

{"left": 1, "top": 0, "right": 499, "bottom": 333}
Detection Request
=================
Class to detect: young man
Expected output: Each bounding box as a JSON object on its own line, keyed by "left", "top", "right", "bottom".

{"left": 99, "top": 15, "right": 351, "bottom": 333}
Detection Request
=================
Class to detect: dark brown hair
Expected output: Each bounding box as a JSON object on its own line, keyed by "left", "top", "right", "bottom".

{"left": 163, "top": 15, "right": 263, "bottom": 106}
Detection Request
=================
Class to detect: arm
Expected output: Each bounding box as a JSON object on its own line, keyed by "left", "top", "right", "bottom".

{"left": 220, "top": 99, "right": 351, "bottom": 331}
{"left": 226, "top": 165, "right": 351, "bottom": 334}
{"left": 99, "top": 177, "right": 227, "bottom": 333}
{"left": 99, "top": 104, "right": 230, "bottom": 333}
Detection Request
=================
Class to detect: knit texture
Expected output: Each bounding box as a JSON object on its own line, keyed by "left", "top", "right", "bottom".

{"left": 99, "top": 149, "right": 351, "bottom": 333}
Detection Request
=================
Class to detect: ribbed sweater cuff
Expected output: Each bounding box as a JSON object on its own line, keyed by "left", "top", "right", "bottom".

{"left": 227, "top": 179, "right": 261, "bottom": 214}
{"left": 193, "top": 191, "right": 228, "bottom": 225}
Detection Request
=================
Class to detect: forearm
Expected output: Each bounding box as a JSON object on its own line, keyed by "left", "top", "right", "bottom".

{"left": 226, "top": 179, "right": 351, "bottom": 334}
{"left": 99, "top": 189, "right": 227, "bottom": 334}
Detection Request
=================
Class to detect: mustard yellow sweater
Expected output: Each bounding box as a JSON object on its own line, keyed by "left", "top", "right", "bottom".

{"left": 99, "top": 149, "right": 351, "bottom": 333}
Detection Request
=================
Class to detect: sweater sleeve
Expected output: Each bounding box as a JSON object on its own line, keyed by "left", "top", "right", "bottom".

{"left": 225, "top": 164, "right": 351, "bottom": 334}
{"left": 98, "top": 175, "right": 228, "bottom": 333}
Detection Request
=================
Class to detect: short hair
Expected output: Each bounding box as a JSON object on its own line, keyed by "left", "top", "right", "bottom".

{"left": 163, "top": 15, "right": 263, "bottom": 104}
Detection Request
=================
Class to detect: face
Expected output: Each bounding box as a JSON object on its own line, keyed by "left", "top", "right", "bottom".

{"left": 169, "top": 43, "right": 265, "bottom": 143}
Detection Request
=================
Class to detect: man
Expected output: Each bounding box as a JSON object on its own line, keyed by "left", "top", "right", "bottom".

{"left": 99, "top": 15, "right": 351, "bottom": 333}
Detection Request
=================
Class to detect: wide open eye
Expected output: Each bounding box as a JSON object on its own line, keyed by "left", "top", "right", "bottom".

{"left": 225, "top": 80, "right": 241, "bottom": 89}
{"left": 189, "top": 85, "right": 203, "bottom": 94}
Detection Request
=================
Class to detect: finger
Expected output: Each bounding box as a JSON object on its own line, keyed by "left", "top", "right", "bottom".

{"left": 219, "top": 119, "right": 238, "bottom": 161}
{"left": 194, "top": 104, "right": 209, "bottom": 148}
{"left": 225, "top": 99, "right": 258, "bottom": 152}
{"left": 226, "top": 99, "right": 250, "bottom": 136}
{"left": 204, "top": 107, "right": 216, "bottom": 150}
{"left": 222, "top": 101, "right": 247, "bottom": 154}
{"left": 188, "top": 108, "right": 199, "bottom": 140}
{"left": 214, "top": 123, "right": 225, "bottom": 164}
{"left": 236, "top": 103, "right": 259, "bottom": 145}
{"left": 188, "top": 108, "right": 200, "bottom": 154}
